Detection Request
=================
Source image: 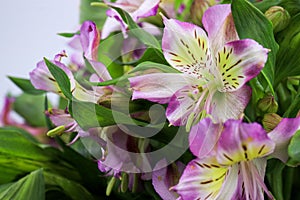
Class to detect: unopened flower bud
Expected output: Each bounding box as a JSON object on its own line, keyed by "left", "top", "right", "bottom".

{"left": 190, "top": 0, "right": 213, "bottom": 26}
{"left": 265, "top": 6, "right": 290, "bottom": 33}
{"left": 262, "top": 113, "right": 282, "bottom": 132}
{"left": 257, "top": 93, "right": 278, "bottom": 114}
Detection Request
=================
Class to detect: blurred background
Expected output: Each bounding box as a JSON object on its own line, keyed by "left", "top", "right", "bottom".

{"left": 0, "top": 1, "right": 80, "bottom": 107}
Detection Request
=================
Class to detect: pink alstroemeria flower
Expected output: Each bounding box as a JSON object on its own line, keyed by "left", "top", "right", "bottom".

{"left": 129, "top": 4, "right": 268, "bottom": 127}
{"left": 172, "top": 117, "right": 300, "bottom": 200}
{"left": 101, "top": 0, "right": 160, "bottom": 39}
{"left": 68, "top": 20, "right": 100, "bottom": 68}
{"left": 29, "top": 51, "right": 98, "bottom": 103}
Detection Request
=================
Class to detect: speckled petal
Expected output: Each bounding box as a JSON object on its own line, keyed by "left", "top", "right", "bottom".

{"left": 162, "top": 17, "right": 213, "bottom": 79}
{"left": 216, "top": 119, "right": 275, "bottom": 166}
{"left": 166, "top": 85, "right": 201, "bottom": 126}
{"left": 172, "top": 157, "right": 229, "bottom": 200}
{"left": 216, "top": 39, "right": 268, "bottom": 92}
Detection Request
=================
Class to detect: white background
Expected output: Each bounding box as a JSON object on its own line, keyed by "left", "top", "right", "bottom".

{"left": 0, "top": 1, "right": 80, "bottom": 107}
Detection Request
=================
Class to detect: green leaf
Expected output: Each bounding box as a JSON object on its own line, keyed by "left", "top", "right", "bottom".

{"left": 13, "top": 93, "right": 47, "bottom": 127}
{"left": 0, "top": 129, "right": 81, "bottom": 184}
{"left": 275, "top": 13, "right": 300, "bottom": 86}
{"left": 266, "top": 159, "right": 285, "bottom": 200}
{"left": 44, "top": 58, "right": 72, "bottom": 100}
{"left": 279, "top": 0, "right": 300, "bottom": 16}
{"left": 129, "top": 61, "right": 180, "bottom": 74}
{"left": 43, "top": 171, "right": 94, "bottom": 200}
{"left": 232, "top": 0, "right": 279, "bottom": 93}
{"left": 119, "top": 48, "right": 168, "bottom": 66}
{"left": 70, "top": 101, "right": 147, "bottom": 130}
{"left": 0, "top": 129, "right": 49, "bottom": 161}
{"left": 0, "top": 169, "right": 45, "bottom": 200}
{"left": 288, "top": 130, "right": 300, "bottom": 162}
{"left": 57, "top": 32, "right": 79, "bottom": 38}
{"left": 8, "top": 76, "right": 45, "bottom": 95}
{"left": 283, "top": 86, "right": 300, "bottom": 117}
{"left": 0, "top": 126, "right": 38, "bottom": 143}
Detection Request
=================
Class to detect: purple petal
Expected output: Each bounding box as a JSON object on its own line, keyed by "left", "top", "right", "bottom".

{"left": 101, "top": 9, "right": 128, "bottom": 39}
{"left": 46, "top": 109, "right": 80, "bottom": 132}
{"left": 202, "top": 4, "right": 238, "bottom": 53}
{"left": 131, "top": 0, "right": 160, "bottom": 20}
{"left": 88, "top": 60, "right": 112, "bottom": 81}
{"left": 152, "top": 159, "right": 185, "bottom": 200}
{"left": 216, "top": 119, "right": 275, "bottom": 165}
{"left": 80, "top": 21, "right": 100, "bottom": 60}
{"left": 189, "top": 118, "right": 222, "bottom": 158}
{"left": 268, "top": 117, "right": 300, "bottom": 162}
{"left": 210, "top": 85, "right": 252, "bottom": 123}
{"left": 162, "top": 17, "right": 212, "bottom": 79}
{"left": 217, "top": 39, "right": 269, "bottom": 92}
{"left": 166, "top": 85, "right": 201, "bottom": 126}
{"left": 29, "top": 56, "right": 75, "bottom": 95}
{"left": 129, "top": 73, "right": 196, "bottom": 104}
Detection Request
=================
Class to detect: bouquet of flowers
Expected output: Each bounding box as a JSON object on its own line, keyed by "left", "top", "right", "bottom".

{"left": 1, "top": 0, "right": 300, "bottom": 199}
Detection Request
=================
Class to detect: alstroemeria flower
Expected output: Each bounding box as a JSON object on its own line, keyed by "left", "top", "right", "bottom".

{"left": 68, "top": 21, "right": 100, "bottom": 67}
{"left": 130, "top": 4, "right": 268, "bottom": 126}
{"left": 172, "top": 117, "right": 300, "bottom": 200}
{"left": 101, "top": 0, "right": 160, "bottom": 39}
{"left": 29, "top": 51, "right": 98, "bottom": 103}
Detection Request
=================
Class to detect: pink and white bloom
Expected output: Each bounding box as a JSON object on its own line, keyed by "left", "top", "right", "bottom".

{"left": 101, "top": 0, "right": 160, "bottom": 39}
{"left": 172, "top": 117, "right": 300, "bottom": 200}
{"left": 129, "top": 4, "right": 268, "bottom": 126}
{"left": 29, "top": 51, "right": 98, "bottom": 103}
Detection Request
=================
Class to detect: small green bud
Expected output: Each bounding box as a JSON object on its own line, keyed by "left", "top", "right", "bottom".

{"left": 257, "top": 93, "right": 278, "bottom": 114}
{"left": 265, "top": 6, "right": 290, "bottom": 33}
{"left": 262, "top": 113, "right": 282, "bottom": 132}
{"left": 46, "top": 125, "right": 65, "bottom": 137}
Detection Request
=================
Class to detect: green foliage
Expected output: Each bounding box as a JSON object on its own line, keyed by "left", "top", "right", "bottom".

{"left": 275, "top": 13, "right": 300, "bottom": 86}
{"left": 13, "top": 93, "right": 48, "bottom": 127}
{"left": 288, "top": 130, "right": 300, "bottom": 164}
{"left": 70, "top": 100, "right": 147, "bottom": 130}
{"left": 8, "top": 76, "right": 44, "bottom": 95}
{"left": 232, "top": 0, "right": 279, "bottom": 94}
{"left": 129, "top": 61, "right": 180, "bottom": 74}
{"left": 0, "top": 169, "right": 45, "bottom": 200}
